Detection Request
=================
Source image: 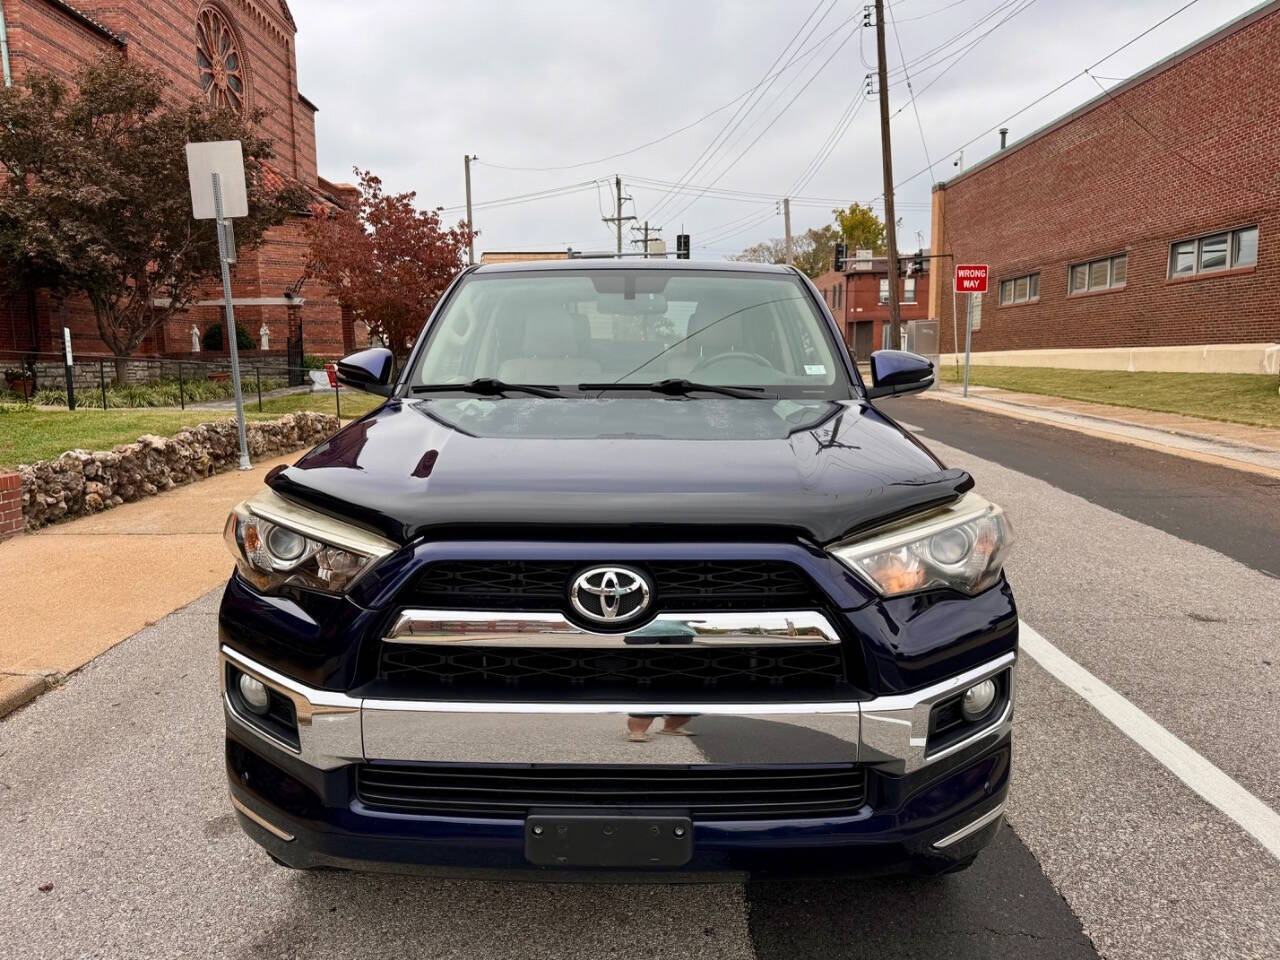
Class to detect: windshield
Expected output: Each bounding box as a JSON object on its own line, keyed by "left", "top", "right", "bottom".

{"left": 410, "top": 268, "right": 851, "bottom": 399}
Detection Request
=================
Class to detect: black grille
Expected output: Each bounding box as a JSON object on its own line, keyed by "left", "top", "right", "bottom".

{"left": 356, "top": 763, "right": 867, "bottom": 821}
{"left": 405, "top": 560, "right": 818, "bottom": 612}
{"left": 377, "top": 643, "right": 848, "bottom": 698}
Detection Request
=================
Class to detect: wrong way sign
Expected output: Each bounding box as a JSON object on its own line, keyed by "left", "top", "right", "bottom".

{"left": 955, "top": 264, "right": 989, "bottom": 293}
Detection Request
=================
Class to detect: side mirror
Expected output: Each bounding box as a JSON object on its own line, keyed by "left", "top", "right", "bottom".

{"left": 336, "top": 347, "right": 395, "bottom": 396}
{"left": 865, "top": 349, "right": 934, "bottom": 400}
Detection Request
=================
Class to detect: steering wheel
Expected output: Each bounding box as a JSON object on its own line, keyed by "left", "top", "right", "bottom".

{"left": 690, "top": 350, "right": 774, "bottom": 377}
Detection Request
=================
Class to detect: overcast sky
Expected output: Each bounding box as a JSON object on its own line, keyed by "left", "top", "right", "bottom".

{"left": 292, "top": 0, "right": 1260, "bottom": 260}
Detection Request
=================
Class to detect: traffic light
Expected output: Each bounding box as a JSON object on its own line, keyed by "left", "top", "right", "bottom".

{"left": 913, "top": 248, "right": 925, "bottom": 275}
{"left": 676, "top": 234, "right": 690, "bottom": 259}
{"left": 834, "top": 241, "right": 847, "bottom": 271}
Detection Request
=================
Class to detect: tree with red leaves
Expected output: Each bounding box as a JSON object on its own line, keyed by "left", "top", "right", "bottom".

{"left": 305, "top": 169, "right": 474, "bottom": 362}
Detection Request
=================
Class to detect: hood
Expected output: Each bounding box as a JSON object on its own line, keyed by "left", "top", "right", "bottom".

{"left": 267, "top": 397, "right": 970, "bottom": 545}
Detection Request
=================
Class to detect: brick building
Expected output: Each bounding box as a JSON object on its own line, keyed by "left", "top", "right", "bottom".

{"left": 928, "top": 2, "right": 1280, "bottom": 374}
{"left": 0, "top": 0, "right": 358, "bottom": 377}
{"left": 813, "top": 253, "right": 932, "bottom": 359}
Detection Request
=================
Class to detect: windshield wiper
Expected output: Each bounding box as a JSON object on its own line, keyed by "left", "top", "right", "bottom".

{"left": 411, "top": 378, "right": 562, "bottom": 398}
{"left": 580, "top": 378, "right": 775, "bottom": 400}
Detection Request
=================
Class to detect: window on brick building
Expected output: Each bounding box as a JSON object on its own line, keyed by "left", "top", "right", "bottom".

{"left": 197, "top": 5, "right": 248, "bottom": 114}
{"left": 1069, "top": 254, "right": 1126, "bottom": 294}
{"left": 903, "top": 277, "right": 916, "bottom": 303}
{"left": 1169, "top": 226, "right": 1257, "bottom": 278}
{"left": 878, "top": 278, "right": 889, "bottom": 304}
{"left": 999, "top": 272, "right": 1040, "bottom": 305}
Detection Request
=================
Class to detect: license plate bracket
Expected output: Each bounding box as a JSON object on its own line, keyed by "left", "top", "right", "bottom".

{"left": 525, "top": 812, "right": 693, "bottom": 868}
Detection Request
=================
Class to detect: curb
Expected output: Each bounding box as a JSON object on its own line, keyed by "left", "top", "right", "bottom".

{"left": 0, "top": 674, "right": 51, "bottom": 719}
{"left": 937, "top": 388, "right": 1280, "bottom": 456}
{"left": 922, "top": 389, "right": 1280, "bottom": 479}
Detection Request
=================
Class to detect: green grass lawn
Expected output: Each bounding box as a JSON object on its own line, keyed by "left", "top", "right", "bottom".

{"left": 0, "top": 390, "right": 386, "bottom": 468}
{"left": 937, "top": 365, "right": 1280, "bottom": 430}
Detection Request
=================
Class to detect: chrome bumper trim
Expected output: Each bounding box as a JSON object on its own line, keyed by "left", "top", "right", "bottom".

{"left": 230, "top": 793, "right": 295, "bottom": 842}
{"left": 932, "top": 802, "right": 1006, "bottom": 849}
{"left": 221, "top": 647, "right": 362, "bottom": 770}
{"left": 385, "top": 610, "right": 842, "bottom": 648}
{"left": 220, "top": 646, "right": 1014, "bottom": 773}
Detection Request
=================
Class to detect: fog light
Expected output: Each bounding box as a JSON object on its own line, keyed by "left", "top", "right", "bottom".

{"left": 961, "top": 678, "right": 997, "bottom": 721}
{"left": 237, "top": 673, "right": 272, "bottom": 715}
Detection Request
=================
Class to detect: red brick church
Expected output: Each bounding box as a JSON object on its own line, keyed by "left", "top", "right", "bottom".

{"left": 0, "top": 0, "right": 358, "bottom": 375}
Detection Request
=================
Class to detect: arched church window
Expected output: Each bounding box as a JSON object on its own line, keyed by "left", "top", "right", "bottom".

{"left": 196, "top": 6, "right": 247, "bottom": 113}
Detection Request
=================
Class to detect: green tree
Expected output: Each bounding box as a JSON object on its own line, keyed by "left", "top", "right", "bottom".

{"left": 730, "top": 226, "right": 841, "bottom": 280}
{"left": 0, "top": 57, "right": 305, "bottom": 375}
{"left": 832, "top": 202, "right": 886, "bottom": 254}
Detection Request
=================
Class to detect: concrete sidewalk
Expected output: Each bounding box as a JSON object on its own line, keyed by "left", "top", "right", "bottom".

{"left": 925, "top": 382, "right": 1280, "bottom": 477}
{"left": 0, "top": 453, "right": 295, "bottom": 717}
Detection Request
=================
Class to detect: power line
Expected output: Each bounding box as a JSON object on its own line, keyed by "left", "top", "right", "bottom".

{"left": 659, "top": 23, "right": 860, "bottom": 225}
{"left": 693, "top": 12, "right": 850, "bottom": 192}
{"left": 885, "top": 0, "right": 937, "bottom": 185}
{"left": 787, "top": 92, "right": 868, "bottom": 198}
{"left": 1085, "top": 70, "right": 1277, "bottom": 198}
{"left": 471, "top": 13, "right": 854, "bottom": 176}
{"left": 892, "top": 0, "right": 981, "bottom": 24}
{"left": 644, "top": 0, "right": 837, "bottom": 222}
{"left": 624, "top": 173, "right": 919, "bottom": 207}
{"left": 883, "top": 0, "right": 1026, "bottom": 79}
{"left": 889, "top": 0, "right": 1039, "bottom": 119}
{"left": 438, "top": 180, "right": 602, "bottom": 213}
{"left": 888, "top": 0, "right": 1205, "bottom": 193}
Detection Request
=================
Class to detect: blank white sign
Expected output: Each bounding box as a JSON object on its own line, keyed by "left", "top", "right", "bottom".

{"left": 185, "top": 140, "right": 248, "bottom": 220}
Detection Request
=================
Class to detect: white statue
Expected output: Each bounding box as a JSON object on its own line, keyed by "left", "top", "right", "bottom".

{"left": 191, "top": 324, "right": 200, "bottom": 353}
{"left": 259, "top": 322, "right": 270, "bottom": 351}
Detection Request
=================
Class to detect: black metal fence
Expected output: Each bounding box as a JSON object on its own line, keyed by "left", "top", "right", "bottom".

{"left": 0, "top": 349, "right": 339, "bottom": 414}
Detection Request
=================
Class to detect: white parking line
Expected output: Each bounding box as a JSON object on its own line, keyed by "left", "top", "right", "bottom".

{"left": 1019, "top": 620, "right": 1280, "bottom": 861}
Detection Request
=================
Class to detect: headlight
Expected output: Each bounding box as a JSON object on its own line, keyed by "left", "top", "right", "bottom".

{"left": 223, "top": 490, "right": 396, "bottom": 595}
{"left": 830, "top": 494, "right": 1011, "bottom": 597}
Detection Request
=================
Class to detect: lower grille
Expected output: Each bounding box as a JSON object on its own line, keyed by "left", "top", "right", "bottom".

{"left": 377, "top": 643, "right": 849, "bottom": 698}
{"left": 356, "top": 763, "right": 868, "bottom": 821}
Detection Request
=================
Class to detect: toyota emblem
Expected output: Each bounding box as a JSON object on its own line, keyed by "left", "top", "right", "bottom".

{"left": 570, "top": 566, "right": 652, "bottom": 625}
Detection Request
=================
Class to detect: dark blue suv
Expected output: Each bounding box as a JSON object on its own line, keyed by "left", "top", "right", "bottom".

{"left": 219, "top": 260, "right": 1016, "bottom": 878}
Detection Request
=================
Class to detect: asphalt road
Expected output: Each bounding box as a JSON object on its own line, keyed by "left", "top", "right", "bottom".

{"left": 2, "top": 396, "right": 1278, "bottom": 959}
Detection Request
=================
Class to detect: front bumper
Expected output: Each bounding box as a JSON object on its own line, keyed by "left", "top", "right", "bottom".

{"left": 221, "top": 645, "right": 1014, "bottom": 877}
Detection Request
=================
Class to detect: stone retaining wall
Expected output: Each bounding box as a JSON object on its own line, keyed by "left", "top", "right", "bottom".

{"left": 16, "top": 411, "right": 338, "bottom": 531}
{"left": 19, "top": 353, "right": 295, "bottom": 392}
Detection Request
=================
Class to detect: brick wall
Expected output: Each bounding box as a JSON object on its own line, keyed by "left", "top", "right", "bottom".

{"left": 0, "top": 0, "right": 343, "bottom": 360}
{"left": 931, "top": 3, "right": 1280, "bottom": 356}
{"left": 813, "top": 266, "right": 933, "bottom": 352}
{"left": 3, "top": 0, "right": 118, "bottom": 82}
{"left": 0, "top": 473, "right": 23, "bottom": 542}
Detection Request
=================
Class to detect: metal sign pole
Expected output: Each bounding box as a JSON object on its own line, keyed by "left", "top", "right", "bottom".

{"left": 962, "top": 293, "right": 973, "bottom": 398}
{"left": 62, "top": 327, "right": 76, "bottom": 411}
{"left": 951, "top": 286, "right": 960, "bottom": 373}
{"left": 212, "top": 171, "right": 251, "bottom": 470}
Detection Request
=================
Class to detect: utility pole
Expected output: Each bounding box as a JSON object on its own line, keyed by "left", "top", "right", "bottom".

{"left": 873, "top": 0, "right": 902, "bottom": 350}
{"left": 463, "top": 154, "right": 476, "bottom": 265}
{"left": 783, "top": 197, "right": 793, "bottom": 265}
{"left": 602, "top": 175, "right": 636, "bottom": 257}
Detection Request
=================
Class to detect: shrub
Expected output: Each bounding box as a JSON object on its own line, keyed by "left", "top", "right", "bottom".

{"left": 202, "top": 321, "right": 257, "bottom": 352}
{"left": 30, "top": 376, "right": 289, "bottom": 409}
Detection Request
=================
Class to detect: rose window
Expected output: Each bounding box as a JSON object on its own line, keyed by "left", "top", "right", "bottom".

{"left": 196, "top": 6, "right": 246, "bottom": 113}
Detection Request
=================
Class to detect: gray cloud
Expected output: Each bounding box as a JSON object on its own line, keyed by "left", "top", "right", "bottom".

{"left": 293, "top": 0, "right": 1257, "bottom": 259}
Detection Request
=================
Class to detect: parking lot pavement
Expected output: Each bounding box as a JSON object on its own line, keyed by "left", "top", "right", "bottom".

{"left": 3, "top": 405, "right": 1278, "bottom": 959}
